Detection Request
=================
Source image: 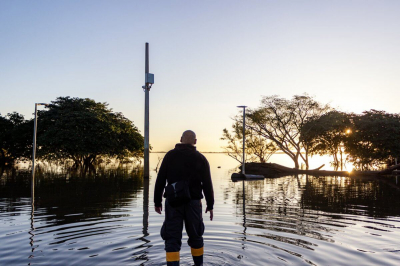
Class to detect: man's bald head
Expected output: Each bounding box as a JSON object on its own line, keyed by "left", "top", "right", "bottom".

{"left": 180, "top": 130, "right": 197, "bottom": 145}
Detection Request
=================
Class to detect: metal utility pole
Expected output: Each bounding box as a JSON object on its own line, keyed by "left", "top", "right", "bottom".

{"left": 143, "top": 43, "right": 154, "bottom": 178}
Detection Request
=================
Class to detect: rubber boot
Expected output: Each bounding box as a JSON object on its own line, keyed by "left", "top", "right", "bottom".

{"left": 191, "top": 247, "right": 204, "bottom": 266}
{"left": 166, "top": 251, "right": 179, "bottom": 266}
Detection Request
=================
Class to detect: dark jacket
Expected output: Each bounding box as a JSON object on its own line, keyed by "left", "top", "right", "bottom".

{"left": 154, "top": 144, "right": 214, "bottom": 210}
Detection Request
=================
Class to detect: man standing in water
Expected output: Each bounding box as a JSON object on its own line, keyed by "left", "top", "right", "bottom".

{"left": 154, "top": 130, "right": 214, "bottom": 266}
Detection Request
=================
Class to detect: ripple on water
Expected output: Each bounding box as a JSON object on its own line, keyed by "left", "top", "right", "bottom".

{"left": 1, "top": 163, "right": 400, "bottom": 265}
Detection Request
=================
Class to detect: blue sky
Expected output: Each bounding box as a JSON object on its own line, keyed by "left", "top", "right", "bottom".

{"left": 1, "top": 1, "right": 400, "bottom": 151}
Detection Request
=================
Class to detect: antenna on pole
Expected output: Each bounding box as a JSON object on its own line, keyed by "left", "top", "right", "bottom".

{"left": 143, "top": 43, "right": 154, "bottom": 178}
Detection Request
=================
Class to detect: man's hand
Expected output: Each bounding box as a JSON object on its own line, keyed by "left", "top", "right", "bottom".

{"left": 155, "top": 206, "right": 162, "bottom": 214}
{"left": 205, "top": 208, "right": 213, "bottom": 221}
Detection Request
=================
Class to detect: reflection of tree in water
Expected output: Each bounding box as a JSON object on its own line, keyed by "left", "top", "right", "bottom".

{"left": 1, "top": 166, "right": 151, "bottom": 265}
{"left": 231, "top": 177, "right": 323, "bottom": 249}
{"left": 0, "top": 169, "right": 31, "bottom": 214}
{"left": 299, "top": 175, "right": 400, "bottom": 218}
{"left": 231, "top": 174, "right": 400, "bottom": 251}
{"left": 0, "top": 168, "right": 144, "bottom": 225}
{"left": 231, "top": 176, "right": 302, "bottom": 217}
{"left": 39, "top": 171, "right": 144, "bottom": 225}
{"left": 233, "top": 175, "right": 400, "bottom": 219}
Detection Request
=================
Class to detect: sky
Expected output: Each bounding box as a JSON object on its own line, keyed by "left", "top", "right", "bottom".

{"left": 1, "top": 0, "right": 400, "bottom": 152}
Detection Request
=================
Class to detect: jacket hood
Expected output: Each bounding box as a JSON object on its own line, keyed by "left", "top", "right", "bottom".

{"left": 175, "top": 143, "right": 197, "bottom": 153}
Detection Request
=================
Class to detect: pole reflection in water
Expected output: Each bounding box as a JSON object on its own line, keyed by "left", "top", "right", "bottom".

{"left": 241, "top": 180, "right": 247, "bottom": 250}
{"left": 28, "top": 179, "right": 35, "bottom": 264}
{"left": 142, "top": 176, "right": 149, "bottom": 237}
{"left": 131, "top": 172, "right": 151, "bottom": 263}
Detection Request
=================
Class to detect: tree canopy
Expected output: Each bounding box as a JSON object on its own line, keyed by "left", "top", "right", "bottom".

{"left": 245, "top": 95, "right": 330, "bottom": 169}
{"left": 0, "top": 112, "right": 32, "bottom": 165}
{"left": 37, "top": 97, "right": 144, "bottom": 167}
{"left": 221, "top": 120, "right": 277, "bottom": 164}
{"left": 344, "top": 110, "right": 400, "bottom": 170}
{"left": 222, "top": 95, "right": 400, "bottom": 171}
{"left": 301, "top": 111, "right": 352, "bottom": 170}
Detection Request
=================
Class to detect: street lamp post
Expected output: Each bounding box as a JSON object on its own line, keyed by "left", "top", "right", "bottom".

{"left": 31, "top": 103, "right": 48, "bottom": 200}
{"left": 237, "top": 106, "right": 247, "bottom": 174}
{"left": 231, "top": 106, "right": 263, "bottom": 182}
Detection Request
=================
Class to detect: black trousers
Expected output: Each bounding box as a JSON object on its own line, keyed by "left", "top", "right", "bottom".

{"left": 161, "top": 199, "right": 205, "bottom": 252}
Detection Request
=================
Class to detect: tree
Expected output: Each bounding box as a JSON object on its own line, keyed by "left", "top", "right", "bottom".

{"left": 221, "top": 120, "right": 277, "bottom": 164}
{"left": 301, "top": 111, "right": 352, "bottom": 170}
{"left": 0, "top": 114, "right": 13, "bottom": 164}
{"left": 344, "top": 110, "right": 400, "bottom": 170}
{"left": 37, "top": 97, "right": 144, "bottom": 167}
{"left": 246, "top": 95, "right": 330, "bottom": 169}
{"left": 0, "top": 112, "right": 32, "bottom": 165}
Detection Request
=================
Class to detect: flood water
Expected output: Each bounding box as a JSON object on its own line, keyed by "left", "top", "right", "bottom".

{"left": 1, "top": 153, "right": 400, "bottom": 265}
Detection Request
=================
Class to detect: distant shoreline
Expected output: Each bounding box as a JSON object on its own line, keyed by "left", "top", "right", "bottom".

{"left": 150, "top": 151, "right": 228, "bottom": 154}
{"left": 150, "top": 151, "right": 290, "bottom": 154}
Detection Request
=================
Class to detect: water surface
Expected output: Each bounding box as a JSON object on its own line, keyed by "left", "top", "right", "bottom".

{"left": 1, "top": 154, "right": 400, "bottom": 265}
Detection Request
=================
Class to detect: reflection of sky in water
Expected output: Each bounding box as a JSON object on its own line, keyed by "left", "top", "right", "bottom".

{"left": 0, "top": 153, "right": 399, "bottom": 265}
{"left": 10, "top": 152, "right": 354, "bottom": 173}
{"left": 264, "top": 153, "right": 354, "bottom": 171}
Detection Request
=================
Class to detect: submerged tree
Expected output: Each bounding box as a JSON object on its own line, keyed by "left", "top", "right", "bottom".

{"left": 246, "top": 94, "right": 330, "bottom": 169}
{"left": 37, "top": 97, "right": 144, "bottom": 167}
{"left": 221, "top": 120, "right": 277, "bottom": 164}
{"left": 344, "top": 110, "right": 400, "bottom": 170}
{"left": 301, "top": 111, "right": 352, "bottom": 170}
